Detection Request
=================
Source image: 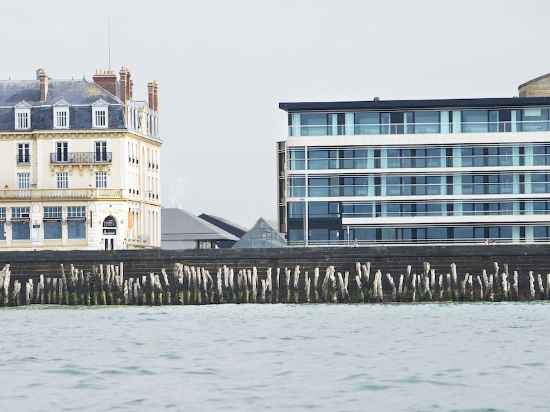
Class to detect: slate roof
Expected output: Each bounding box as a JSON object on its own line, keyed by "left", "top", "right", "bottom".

{"left": 198, "top": 213, "right": 248, "bottom": 238}
{"left": 0, "top": 79, "right": 121, "bottom": 106}
{"left": 232, "top": 218, "right": 287, "bottom": 249}
{"left": 161, "top": 208, "right": 239, "bottom": 242}
{"left": 279, "top": 96, "right": 550, "bottom": 112}
{"left": 0, "top": 79, "right": 125, "bottom": 131}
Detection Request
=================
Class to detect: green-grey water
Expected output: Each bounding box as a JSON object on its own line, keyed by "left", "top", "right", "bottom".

{"left": 0, "top": 303, "right": 548, "bottom": 412}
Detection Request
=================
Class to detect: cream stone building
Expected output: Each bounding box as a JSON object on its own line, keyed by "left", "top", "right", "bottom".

{"left": 0, "top": 67, "right": 161, "bottom": 250}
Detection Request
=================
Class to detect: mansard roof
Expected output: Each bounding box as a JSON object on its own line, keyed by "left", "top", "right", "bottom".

{"left": 0, "top": 79, "right": 122, "bottom": 107}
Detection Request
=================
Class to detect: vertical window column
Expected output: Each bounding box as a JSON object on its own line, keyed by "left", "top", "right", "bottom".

{"left": 452, "top": 111, "right": 461, "bottom": 133}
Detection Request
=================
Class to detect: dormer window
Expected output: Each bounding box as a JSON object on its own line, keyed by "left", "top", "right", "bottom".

{"left": 92, "top": 99, "right": 109, "bottom": 128}
{"left": 14, "top": 102, "right": 32, "bottom": 130}
{"left": 53, "top": 100, "right": 70, "bottom": 129}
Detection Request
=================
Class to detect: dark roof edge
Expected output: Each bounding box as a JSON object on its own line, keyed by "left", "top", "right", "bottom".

{"left": 279, "top": 96, "right": 550, "bottom": 112}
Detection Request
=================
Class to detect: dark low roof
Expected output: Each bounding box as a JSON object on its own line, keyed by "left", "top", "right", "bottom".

{"left": 161, "top": 208, "right": 239, "bottom": 242}
{"left": 198, "top": 213, "right": 247, "bottom": 238}
{"left": 279, "top": 96, "right": 550, "bottom": 112}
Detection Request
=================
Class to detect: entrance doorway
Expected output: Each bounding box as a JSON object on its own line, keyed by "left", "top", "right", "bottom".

{"left": 102, "top": 216, "right": 117, "bottom": 251}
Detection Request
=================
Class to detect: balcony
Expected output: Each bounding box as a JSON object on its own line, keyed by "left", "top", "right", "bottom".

{"left": 50, "top": 152, "right": 112, "bottom": 165}
{"left": 289, "top": 120, "right": 550, "bottom": 137}
{"left": 0, "top": 188, "right": 124, "bottom": 201}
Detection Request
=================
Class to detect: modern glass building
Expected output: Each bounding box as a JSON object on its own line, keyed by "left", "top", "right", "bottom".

{"left": 277, "top": 74, "right": 550, "bottom": 246}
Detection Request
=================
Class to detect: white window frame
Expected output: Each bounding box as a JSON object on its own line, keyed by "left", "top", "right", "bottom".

{"left": 17, "top": 172, "right": 30, "bottom": 189}
{"left": 56, "top": 172, "right": 68, "bottom": 189}
{"left": 92, "top": 99, "right": 109, "bottom": 129}
{"left": 95, "top": 171, "right": 107, "bottom": 188}
{"left": 14, "top": 102, "right": 31, "bottom": 130}
{"left": 53, "top": 104, "right": 70, "bottom": 129}
{"left": 17, "top": 143, "right": 30, "bottom": 163}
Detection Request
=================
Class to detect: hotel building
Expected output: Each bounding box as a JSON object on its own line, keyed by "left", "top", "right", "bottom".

{"left": 278, "top": 73, "right": 550, "bottom": 246}
{"left": 0, "top": 67, "right": 161, "bottom": 250}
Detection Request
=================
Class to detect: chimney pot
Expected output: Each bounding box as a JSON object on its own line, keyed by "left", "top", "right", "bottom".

{"left": 36, "top": 68, "right": 48, "bottom": 102}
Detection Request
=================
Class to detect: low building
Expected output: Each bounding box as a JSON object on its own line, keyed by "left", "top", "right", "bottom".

{"left": 278, "top": 73, "right": 550, "bottom": 246}
{"left": 198, "top": 213, "right": 247, "bottom": 247}
{"left": 161, "top": 208, "right": 239, "bottom": 249}
{"left": 0, "top": 67, "right": 161, "bottom": 251}
{"left": 232, "top": 218, "right": 287, "bottom": 248}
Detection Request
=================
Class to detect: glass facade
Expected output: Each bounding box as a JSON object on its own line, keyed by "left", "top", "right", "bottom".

{"left": 288, "top": 144, "right": 550, "bottom": 171}
{"left": 288, "top": 108, "right": 550, "bottom": 136}
{"left": 283, "top": 104, "right": 550, "bottom": 246}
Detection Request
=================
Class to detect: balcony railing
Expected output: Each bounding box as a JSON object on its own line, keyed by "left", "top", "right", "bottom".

{"left": 50, "top": 152, "right": 112, "bottom": 164}
{"left": 290, "top": 120, "right": 550, "bottom": 137}
{"left": 0, "top": 189, "right": 124, "bottom": 201}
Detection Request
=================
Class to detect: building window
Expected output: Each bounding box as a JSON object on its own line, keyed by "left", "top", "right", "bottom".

{"left": 17, "top": 172, "right": 30, "bottom": 189}
{"left": 56, "top": 172, "right": 68, "bottom": 189}
{"left": 93, "top": 107, "right": 108, "bottom": 128}
{"left": 95, "top": 141, "right": 108, "bottom": 162}
{"left": 67, "top": 206, "right": 86, "bottom": 239}
{"left": 0, "top": 208, "right": 5, "bottom": 241}
{"left": 54, "top": 107, "right": 69, "bottom": 129}
{"left": 17, "top": 143, "right": 30, "bottom": 163}
{"left": 11, "top": 207, "right": 30, "bottom": 240}
{"left": 56, "top": 142, "right": 68, "bottom": 162}
{"left": 15, "top": 109, "right": 31, "bottom": 130}
{"left": 43, "top": 206, "right": 62, "bottom": 240}
{"left": 96, "top": 171, "right": 107, "bottom": 188}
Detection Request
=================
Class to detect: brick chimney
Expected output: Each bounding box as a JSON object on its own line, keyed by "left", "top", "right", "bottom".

{"left": 147, "top": 82, "right": 155, "bottom": 111}
{"left": 36, "top": 68, "right": 48, "bottom": 102}
{"left": 153, "top": 81, "right": 159, "bottom": 112}
{"left": 92, "top": 69, "right": 117, "bottom": 96}
{"left": 118, "top": 66, "right": 131, "bottom": 106}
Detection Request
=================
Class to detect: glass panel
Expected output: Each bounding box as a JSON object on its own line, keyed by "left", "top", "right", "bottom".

{"left": 308, "top": 177, "right": 330, "bottom": 197}
{"left": 520, "top": 108, "right": 549, "bottom": 132}
{"left": 414, "top": 111, "right": 440, "bottom": 134}
{"left": 68, "top": 221, "right": 86, "bottom": 239}
{"left": 44, "top": 221, "right": 62, "bottom": 239}
{"left": 354, "top": 112, "right": 379, "bottom": 135}
{"left": 288, "top": 148, "right": 305, "bottom": 170}
{"left": 300, "top": 113, "right": 328, "bottom": 136}
{"left": 12, "top": 222, "right": 30, "bottom": 240}
{"left": 462, "top": 110, "right": 488, "bottom": 133}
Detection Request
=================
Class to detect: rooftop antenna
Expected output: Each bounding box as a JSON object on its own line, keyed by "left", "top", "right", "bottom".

{"left": 107, "top": 17, "right": 112, "bottom": 70}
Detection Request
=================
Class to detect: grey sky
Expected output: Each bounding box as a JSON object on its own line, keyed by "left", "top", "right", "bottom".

{"left": 2, "top": 0, "right": 550, "bottom": 227}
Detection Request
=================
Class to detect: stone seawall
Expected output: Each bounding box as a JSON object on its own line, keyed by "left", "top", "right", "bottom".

{"left": 0, "top": 244, "right": 547, "bottom": 279}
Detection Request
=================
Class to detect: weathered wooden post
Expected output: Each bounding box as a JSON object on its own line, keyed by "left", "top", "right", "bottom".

{"left": 303, "top": 271, "right": 311, "bottom": 303}
{"left": 313, "top": 267, "right": 320, "bottom": 303}
{"left": 386, "top": 273, "right": 396, "bottom": 301}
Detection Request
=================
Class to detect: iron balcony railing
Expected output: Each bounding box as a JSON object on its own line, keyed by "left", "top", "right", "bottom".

{"left": 50, "top": 152, "right": 113, "bottom": 164}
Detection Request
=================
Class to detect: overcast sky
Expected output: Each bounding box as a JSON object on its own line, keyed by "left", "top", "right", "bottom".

{"left": 2, "top": 0, "right": 550, "bottom": 227}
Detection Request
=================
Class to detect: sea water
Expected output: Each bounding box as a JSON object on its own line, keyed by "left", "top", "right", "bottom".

{"left": 0, "top": 303, "right": 548, "bottom": 411}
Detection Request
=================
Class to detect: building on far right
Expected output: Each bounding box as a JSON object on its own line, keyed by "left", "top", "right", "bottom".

{"left": 277, "top": 73, "right": 550, "bottom": 246}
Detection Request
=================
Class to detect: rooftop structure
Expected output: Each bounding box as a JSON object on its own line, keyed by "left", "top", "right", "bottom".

{"left": 161, "top": 208, "right": 239, "bottom": 250}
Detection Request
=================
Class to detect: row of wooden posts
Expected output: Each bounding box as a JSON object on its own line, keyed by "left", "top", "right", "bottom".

{"left": 0, "top": 261, "right": 549, "bottom": 306}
